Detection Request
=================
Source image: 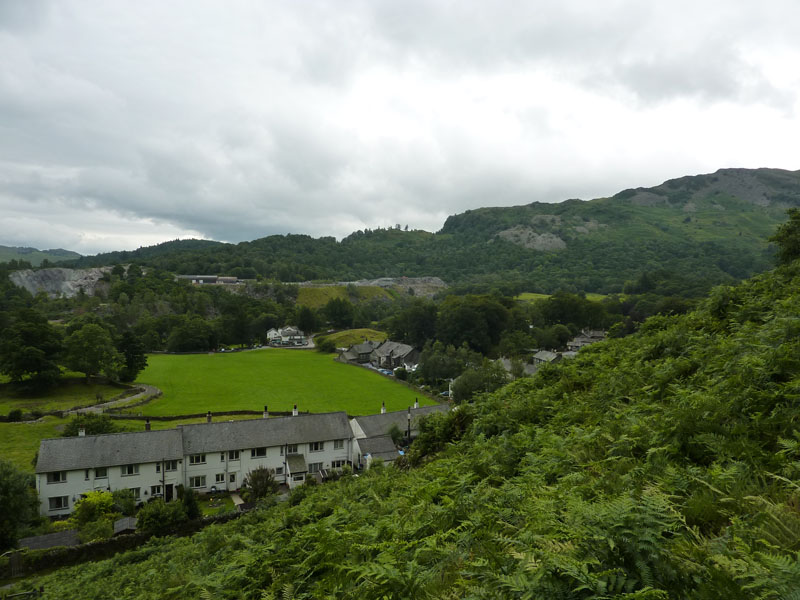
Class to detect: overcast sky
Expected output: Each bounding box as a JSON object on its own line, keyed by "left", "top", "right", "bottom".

{"left": 1, "top": 0, "right": 799, "bottom": 255}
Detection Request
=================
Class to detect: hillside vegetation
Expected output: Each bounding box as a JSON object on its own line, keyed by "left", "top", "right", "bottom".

{"left": 20, "top": 253, "right": 800, "bottom": 597}
{"left": 69, "top": 168, "right": 800, "bottom": 295}
{"left": 0, "top": 245, "right": 80, "bottom": 267}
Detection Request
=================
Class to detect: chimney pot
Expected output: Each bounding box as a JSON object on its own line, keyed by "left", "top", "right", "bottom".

{"left": 145, "top": 418, "right": 151, "bottom": 432}
{"left": 381, "top": 401, "right": 386, "bottom": 414}
{"left": 292, "top": 404, "right": 298, "bottom": 417}
{"left": 414, "top": 398, "right": 419, "bottom": 409}
{"left": 206, "top": 411, "right": 212, "bottom": 423}
{"left": 78, "top": 428, "right": 86, "bottom": 437}
{"left": 263, "top": 405, "right": 269, "bottom": 419}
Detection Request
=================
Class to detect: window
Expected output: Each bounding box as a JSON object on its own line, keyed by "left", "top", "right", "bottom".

{"left": 189, "top": 475, "right": 206, "bottom": 488}
{"left": 221, "top": 453, "right": 225, "bottom": 462}
{"left": 251, "top": 447, "right": 266, "bottom": 458}
{"left": 129, "top": 487, "right": 141, "bottom": 500}
{"left": 308, "top": 462, "right": 323, "bottom": 473}
{"left": 215, "top": 473, "right": 225, "bottom": 483}
{"left": 293, "top": 474, "right": 304, "bottom": 482}
{"left": 331, "top": 460, "right": 346, "bottom": 469}
{"left": 95, "top": 467, "right": 108, "bottom": 479}
{"left": 121, "top": 464, "right": 139, "bottom": 476}
{"left": 165, "top": 460, "right": 178, "bottom": 472}
{"left": 48, "top": 496, "right": 69, "bottom": 510}
{"left": 189, "top": 454, "right": 206, "bottom": 465}
{"left": 46, "top": 471, "right": 67, "bottom": 484}
{"left": 228, "top": 450, "right": 240, "bottom": 461}
{"left": 334, "top": 439, "right": 344, "bottom": 450}
{"left": 281, "top": 444, "right": 298, "bottom": 455}
{"left": 84, "top": 469, "right": 90, "bottom": 480}
{"left": 275, "top": 467, "right": 284, "bottom": 475}
{"left": 151, "top": 485, "right": 162, "bottom": 496}
{"left": 229, "top": 473, "right": 236, "bottom": 483}
{"left": 310, "top": 441, "right": 324, "bottom": 452}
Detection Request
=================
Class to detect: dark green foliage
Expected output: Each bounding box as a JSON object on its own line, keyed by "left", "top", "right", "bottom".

{"left": 7, "top": 408, "right": 23, "bottom": 422}
{"left": 112, "top": 489, "right": 136, "bottom": 517}
{"left": 61, "top": 414, "right": 119, "bottom": 437}
{"left": 770, "top": 208, "right": 800, "bottom": 265}
{"left": 243, "top": 466, "right": 279, "bottom": 501}
{"left": 0, "top": 459, "right": 39, "bottom": 551}
{"left": 64, "top": 324, "right": 123, "bottom": 381}
{"left": 136, "top": 499, "right": 188, "bottom": 536}
{"left": 0, "top": 308, "right": 62, "bottom": 389}
{"left": 116, "top": 331, "right": 148, "bottom": 382}
{"left": 181, "top": 488, "right": 200, "bottom": 520}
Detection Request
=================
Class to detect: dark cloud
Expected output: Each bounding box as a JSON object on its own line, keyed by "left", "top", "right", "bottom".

{"left": 0, "top": 0, "right": 798, "bottom": 254}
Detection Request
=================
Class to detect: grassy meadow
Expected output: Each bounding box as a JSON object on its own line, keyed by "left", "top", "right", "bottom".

{"left": 313, "top": 328, "right": 387, "bottom": 348}
{"left": 296, "top": 285, "right": 392, "bottom": 308}
{"left": 0, "top": 376, "right": 123, "bottom": 415}
{"left": 515, "top": 292, "right": 608, "bottom": 302}
{"left": 131, "top": 349, "right": 432, "bottom": 417}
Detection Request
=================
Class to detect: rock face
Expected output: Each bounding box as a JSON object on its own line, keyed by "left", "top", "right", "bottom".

{"left": 496, "top": 227, "right": 567, "bottom": 251}
{"left": 9, "top": 268, "right": 112, "bottom": 298}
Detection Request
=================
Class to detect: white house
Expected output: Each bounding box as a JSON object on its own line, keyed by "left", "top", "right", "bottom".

{"left": 267, "top": 326, "right": 306, "bottom": 346}
{"left": 350, "top": 403, "right": 449, "bottom": 468}
{"left": 35, "top": 411, "right": 353, "bottom": 517}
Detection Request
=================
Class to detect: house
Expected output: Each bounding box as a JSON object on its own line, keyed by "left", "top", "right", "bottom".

{"left": 371, "top": 340, "right": 420, "bottom": 370}
{"left": 350, "top": 403, "right": 449, "bottom": 468}
{"left": 497, "top": 357, "right": 538, "bottom": 377}
{"left": 35, "top": 411, "right": 353, "bottom": 517}
{"left": 532, "top": 350, "right": 561, "bottom": 366}
{"left": 336, "top": 340, "right": 382, "bottom": 364}
{"left": 566, "top": 329, "right": 606, "bottom": 352}
{"left": 267, "top": 326, "right": 306, "bottom": 346}
{"left": 176, "top": 275, "right": 218, "bottom": 285}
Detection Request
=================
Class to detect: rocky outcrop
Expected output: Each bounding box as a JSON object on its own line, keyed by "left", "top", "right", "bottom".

{"left": 496, "top": 227, "right": 567, "bottom": 251}
{"left": 9, "top": 267, "right": 112, "bottom": 298}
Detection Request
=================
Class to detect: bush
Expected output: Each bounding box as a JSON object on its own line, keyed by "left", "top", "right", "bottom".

{"left": 79, "top": 517, "right": 113, "bottom": 543}
{"left": 7, "top": 409, "right": 23, "bottom": 422}
{"left": 72, "top": 491, "right": 115, "bottom": 527}
{"left": 112, "top": 489, "right": 136, "bottom": 516}
{"left": 181, "top": 488, "right": 201, "bottom": 520}
{"left": 137, "top": 499, "right": 187, "bottom": 536}
{"left": 242, "top": 466, "right": 279, "bottom": 501}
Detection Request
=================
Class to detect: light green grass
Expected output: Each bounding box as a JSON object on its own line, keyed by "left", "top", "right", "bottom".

{"left": 133, "top": 350, "right": 433, "bottom": 417}
{"left": 0, "top": 377, "right": 125, "bottom": 415}
{"left": 297, "top": 285, "right": 391, "bottom": 308}
{"left": 515, "top": 292, "right": 608, "bottom": 302}
{"left": 315, "top": 328, "right": 387, "bottom": 348}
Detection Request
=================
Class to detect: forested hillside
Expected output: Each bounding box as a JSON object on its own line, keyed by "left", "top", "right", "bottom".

{"left": 69, "top": 168, "right": 800, "bottom": 295}
{"left": 19, "top": 239, "right": 800, "bottom": 598}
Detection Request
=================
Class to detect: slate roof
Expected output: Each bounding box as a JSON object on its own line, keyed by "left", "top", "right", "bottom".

{"left": 352, "top": 404, "right": 449, "bottom": 439}
{"left": 373, "top": 340, "right": 416, "bottom": 359}
{"left": 357, "top": 436, "right": 400, "bottom": 462}
{"left": 353, "top": 341, "right": 379, "bottom": 354}
{"left": 179, "top": 412, "right": 351, "bottom": 455}
{"left": 36, "top": 429, "right": 183, "bottom": 473}
{"left": 286, "top": 453, "right": 308, "bottom": 473}
{"left": 18, "top": 529, "right": 80, "bottom": 550}
{"left": 533, "top": 350, "right": 561, "bottom": 363}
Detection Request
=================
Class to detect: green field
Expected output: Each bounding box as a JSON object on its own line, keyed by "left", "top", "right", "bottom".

{"left": 515, "top": 292, "right": 608, "bottom": 302}
{"left": 314, "top": 328, "right": 387, "bottom": 349}
{"left": 297, "top": 285, "right": 391, "bottom": 308}
{"left": 0, "top": 377, "right": 124, "bottom": 415}
{"left": 132, "top": 349, "right": 433, "bottom": 417}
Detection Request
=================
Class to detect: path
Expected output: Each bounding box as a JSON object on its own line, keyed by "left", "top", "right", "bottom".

{"left": 66, "top": 384, "right": 161, "bottom": 415}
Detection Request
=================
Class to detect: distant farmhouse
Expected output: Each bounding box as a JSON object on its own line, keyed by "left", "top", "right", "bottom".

{"left": 35, "top": 404, "right": 448, "bottom": 517}
{"left": 337, "top": 339, "right": 420, "bottom": 371}
{"left": 267, "top": 326, "right": 307, "bottom": 346}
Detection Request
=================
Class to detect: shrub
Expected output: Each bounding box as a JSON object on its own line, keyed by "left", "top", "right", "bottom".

{"left": 137, "top": 499, "right": 187, "bottom": 536}
{"left": 112, "top": 489, "right": 136, "bottom": 516}
{"left": 243, "top": 466, "right": 279, "bottom": 501}
{"left": 181, "top": 488, "right": 201, "bottom": 520}
{"left": 7, "top": 409, "right": 23, "bottom": 422}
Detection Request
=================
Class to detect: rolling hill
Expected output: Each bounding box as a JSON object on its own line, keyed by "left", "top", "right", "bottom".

{"left": 0, "top": 245, "right": 81, "bottom": 266}
{"left": 68, "top": 168, "right": 800, "bottom": 295}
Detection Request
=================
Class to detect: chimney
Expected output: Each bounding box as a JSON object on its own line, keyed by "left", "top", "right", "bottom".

{"left": 407, "top": 407, "right": 412, "bottom": 440}
{"left": 381, "top": 401, "right": 386, "bottom": 414}
{"left": 414, "top": 398, "right": 419, "bottom": 409}
{"left": 145, "top": 418, "right": 151, "bottom": 432}
{"left": 206, "top": 411, "right": 212, "bottom": 423}
{"left": 78, "top": 428, "right": 85, "bottom": 437}
{"left": 263, "top": 405, "right": 268, "bottom": 419}
{"left": 292, "top": 404, "right": 298, "bottom": 417}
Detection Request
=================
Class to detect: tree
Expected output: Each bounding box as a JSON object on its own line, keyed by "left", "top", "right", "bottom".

{"left": 117, "top": 331, "right": 148, "bottom": 382}
{"left": 243, "top": 466, "right": 279, "bottom": 501}
{"left": 71, "top": 490, "right": 116, "bottom": 541}
{"left": 451, "top": 359, "right": 508, "bottom": 403}
{"left": 0, "top": 308, "right": 63, "bottom": 388}
{"left": 62, "top": 414, "right": 119, "bottom": 437}
{"left": 137, "top": 499, "right": 187, "bottom": 536}
{"left": 770, "top": 208, "right": 800, "bottom": 265}
{"left": 324, "top": 297, "right": 354, "bottom": 329}
{"left": 296, "top": 305, "right": 318, "bottom": 335}
{"left": 0, "top": 460, "right": 39, "bottom": 551}
{"left": 64, "top": 324, "right": 124, "bottom": 382}
{"left": 181, "top": 487, "right": 201, "bottom": 520}
{"left": 112, "top": 489, "right": 136, "bottom": 516}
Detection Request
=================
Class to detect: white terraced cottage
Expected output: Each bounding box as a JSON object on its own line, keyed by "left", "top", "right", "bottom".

{"left": 35, "top": 410, "right": 354, "bottom": 517}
